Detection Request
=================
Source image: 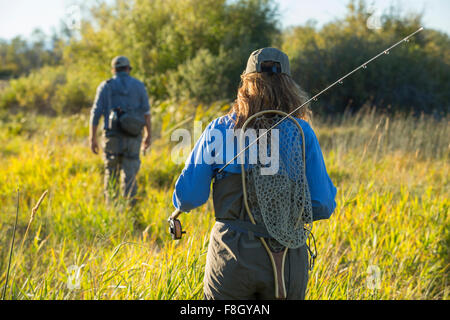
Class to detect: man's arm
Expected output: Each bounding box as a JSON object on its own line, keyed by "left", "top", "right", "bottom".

{"left": 141, "top": 83, "right": 151, "bottom": 152}
{"left": 143, "top": 114, "right": 151, "bottom": 151}
{"left": 90, "top": 82, "right": 107, "bottom": 154}
{"left": 90, "top": 124, "right": 99, "bottom": 154}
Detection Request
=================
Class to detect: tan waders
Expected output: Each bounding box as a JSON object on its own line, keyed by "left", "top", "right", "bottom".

{"left": 203, "top": 174, "right": 309, "bottom": 300}
{"left": 103, "top": 132, "right": 142, "bottom": 206}
{"left": 203, "top": 110, "right": 313, "bottom": 300}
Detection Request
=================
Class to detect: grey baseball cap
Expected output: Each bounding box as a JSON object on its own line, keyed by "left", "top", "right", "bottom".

{"left": 111, "top": 56, "right": 131, "bottom": 69}
{"left": 244, "top": 47, "right": 291, "bottom": 76}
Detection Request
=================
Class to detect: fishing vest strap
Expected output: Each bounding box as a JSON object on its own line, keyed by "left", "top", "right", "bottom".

{"left": 216, "top": 219, "right": 272, "bottom": 239}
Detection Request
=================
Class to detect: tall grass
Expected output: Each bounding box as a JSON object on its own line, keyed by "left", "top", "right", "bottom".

{"left": 0, "top": 104, "right": 448, "bottom": 300}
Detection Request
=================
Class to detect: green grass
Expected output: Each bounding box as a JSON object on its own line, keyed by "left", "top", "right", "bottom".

{"left": 0, "top": 104, "right": 448, "bottom": 300}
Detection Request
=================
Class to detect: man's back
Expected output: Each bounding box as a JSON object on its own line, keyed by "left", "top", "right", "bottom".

{"left": 108, "top": 72, "right": 149, "bottom": 113}
{"left": 91, "top": 71, "right": 150, "bottom": 130}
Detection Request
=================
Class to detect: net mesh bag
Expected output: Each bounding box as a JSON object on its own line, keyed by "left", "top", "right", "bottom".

{"left": 242, "top": 113, "right": 313, "bottom": 251}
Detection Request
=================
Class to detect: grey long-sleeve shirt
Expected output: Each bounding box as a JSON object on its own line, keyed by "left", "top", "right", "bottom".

{"left": 90, "top": 72, "right": 150, "bottom": 130}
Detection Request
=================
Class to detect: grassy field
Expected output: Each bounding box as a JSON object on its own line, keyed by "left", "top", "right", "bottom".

{"left": 0, "top": 103, "right": 448, "bottom": 300}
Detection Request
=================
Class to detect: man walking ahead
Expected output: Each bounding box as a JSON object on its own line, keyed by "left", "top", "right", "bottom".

{"left": 90, "top": 56, "right": 151, "bottom": 206}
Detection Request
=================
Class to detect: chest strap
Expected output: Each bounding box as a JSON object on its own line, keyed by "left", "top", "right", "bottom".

{"left": 216, "top": 219, "right": 272, "bottom": 239}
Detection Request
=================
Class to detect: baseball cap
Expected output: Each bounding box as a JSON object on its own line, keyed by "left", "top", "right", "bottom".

{"left": 243, "top": 47, "right": 290, "bottom": 76}
{"left": 111, "top": 56, "right": 131, "bottom": 69}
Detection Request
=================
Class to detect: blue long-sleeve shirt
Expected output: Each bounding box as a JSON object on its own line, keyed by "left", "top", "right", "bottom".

{"left": 173, "top": 114, "right": 337, "bottom": 221}
{"left": 90, "top": 72, "right": 150, "bottom": 130}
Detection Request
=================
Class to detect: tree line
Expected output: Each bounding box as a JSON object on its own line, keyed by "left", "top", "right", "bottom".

{"left": 0, "top": 0, "right": 448, "bottom": 116}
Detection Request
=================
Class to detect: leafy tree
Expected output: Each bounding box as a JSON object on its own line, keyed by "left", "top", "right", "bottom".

{"left": 282, "top": 0, "right": 450, "bottom": 115}
{"left": 0, "top": 29, "right": 63, "bottom": 79}
{"left": 66, "top": 0, "right": 279, "bottom": 101}
{"left": 1, "top": 0, "right": 449, "bottom": 116}
{"left": 167, "top": 48, "right": 232, "bottom": 103}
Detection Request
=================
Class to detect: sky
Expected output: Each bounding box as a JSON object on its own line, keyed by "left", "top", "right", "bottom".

{"left": 0, "top": 0, "right": 449, "bottom": 41}
{"left": 277, "top": 0, "right": 450, "bottom": 33}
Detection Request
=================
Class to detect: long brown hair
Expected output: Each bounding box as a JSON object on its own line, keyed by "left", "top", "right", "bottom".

{"left": 229, "top": 67, "right": 311, "bottom": 128}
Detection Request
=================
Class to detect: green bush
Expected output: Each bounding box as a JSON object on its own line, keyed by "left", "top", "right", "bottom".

{"left": 0, "top": 66, "right": 65, "bottom": 113}
{"left": 64, "top": 0, "right": 279, "bottom": 102}
{"left": 53, "top": 71, "right": 93, "bottom": 114}
{"left": 0, "top": 65, "right": 97, "bottom": 115}
{"left": 167, "top": 48, "right": 233, "bottom": 103}
{"left": 1, "top": 0, "right": 449, "bottom": 115}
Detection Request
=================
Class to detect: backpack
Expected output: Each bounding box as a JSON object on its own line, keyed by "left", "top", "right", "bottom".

{"left": 107, "top": 80, "right": 146, "bottom": 137}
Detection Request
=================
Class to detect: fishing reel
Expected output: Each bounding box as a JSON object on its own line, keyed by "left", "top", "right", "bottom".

{"left": 168, "top": 209, "right": 185, "bottom": 240}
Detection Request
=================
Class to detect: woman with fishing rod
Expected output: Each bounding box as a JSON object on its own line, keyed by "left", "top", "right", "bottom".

{"left": 171, "top": 47, "right": 337, "bottom": 300}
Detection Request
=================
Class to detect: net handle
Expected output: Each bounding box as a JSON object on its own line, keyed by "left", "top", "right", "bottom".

{"left": 239, "top": 110, "right": 307, "bottom": 226}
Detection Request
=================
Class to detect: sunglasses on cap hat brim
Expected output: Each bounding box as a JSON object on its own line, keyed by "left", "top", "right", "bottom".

{"left": 260, "top": 63, "right": 282, "bottom": 74}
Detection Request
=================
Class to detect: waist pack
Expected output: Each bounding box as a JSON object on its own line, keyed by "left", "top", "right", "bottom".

{"left": 109, "top": 107, "right": 145, "bottom": 137}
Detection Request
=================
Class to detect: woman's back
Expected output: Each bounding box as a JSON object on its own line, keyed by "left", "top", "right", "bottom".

{"left": 173, "top": 113, "right": 336, "bottom": 221}
{"left": 172, "top": 47, "right": 337, "bottom": 300}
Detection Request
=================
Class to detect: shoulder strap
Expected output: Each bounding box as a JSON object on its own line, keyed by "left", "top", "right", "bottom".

{"left": 106, "top": 78, "right": 113, "bottom": 110}
{"left": 105, "top": 79, "right": 113, "bottom": 131}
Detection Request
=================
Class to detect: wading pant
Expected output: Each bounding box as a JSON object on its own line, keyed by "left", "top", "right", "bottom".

{"left": 103, "top": 133, "right": 141, "bottom": 205}
{"left": 204, "top": 222, "right": 309, "bottom": 300}
{"left": 203, "top": 174, "right": 309, "bottom": 300}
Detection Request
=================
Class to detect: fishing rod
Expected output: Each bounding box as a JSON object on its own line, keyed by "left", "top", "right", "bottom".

{"left": 217, "top": 26, "right": 424, "bottom": 174}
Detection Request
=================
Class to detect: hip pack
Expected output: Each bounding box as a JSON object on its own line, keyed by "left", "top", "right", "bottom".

{"left": 106, "top": 79, "right": 146, "bottom": 137}
{"left": 110, "top": 107, "right": 145, "bottom": 137}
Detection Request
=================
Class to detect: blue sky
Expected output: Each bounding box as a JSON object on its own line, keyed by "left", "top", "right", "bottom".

{"left": 0, "top": 0, "right": 449, "bottom": 40}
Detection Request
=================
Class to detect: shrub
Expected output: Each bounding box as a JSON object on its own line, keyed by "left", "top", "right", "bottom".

{"left": 167, "top": 48, "right": 234, "bottom": 103}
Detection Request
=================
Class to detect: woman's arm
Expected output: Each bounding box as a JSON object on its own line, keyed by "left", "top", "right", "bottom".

{"left": 172, "top": 123, "right": 215, "bottom": 212}
{"left": 301, "top": 121, "right": 337, "bottom": 221}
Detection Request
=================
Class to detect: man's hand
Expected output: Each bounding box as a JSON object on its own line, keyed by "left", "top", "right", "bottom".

{"left": 90, "top": 124, "right": 99, "bottom": 154}
{"left": 143, "top": 114, "right": 152, "bottom": 154}
{"left": 90, "top": 136, "right": 99, "bottom": 154}
{"left": 143, "top": 134, "right": 151, "bottom": 152}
